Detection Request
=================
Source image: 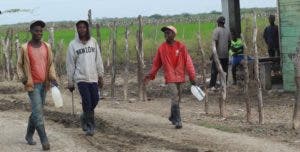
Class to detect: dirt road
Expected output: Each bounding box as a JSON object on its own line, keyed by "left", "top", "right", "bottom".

{"left": 0, "top": 110, "right": 99, "bottom": 152}
{"left": 0, "top": 81, "right": 299, "bottom": 152}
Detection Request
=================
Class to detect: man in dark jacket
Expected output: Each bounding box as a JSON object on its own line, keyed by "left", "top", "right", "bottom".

{"left": 263, "top": 14, "right": 280, "bottom": 57}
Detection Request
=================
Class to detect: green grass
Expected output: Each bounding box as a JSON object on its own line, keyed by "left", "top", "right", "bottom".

{"left": 0, "top": 17, "right": 269, "bottom": 65}
{"left": 198, "top": 121, "right": 242, "bottom": 133}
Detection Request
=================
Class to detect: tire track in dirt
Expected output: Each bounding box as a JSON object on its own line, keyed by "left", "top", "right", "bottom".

{"left": 0, "top": 98, "right": 206, "bottom": 152}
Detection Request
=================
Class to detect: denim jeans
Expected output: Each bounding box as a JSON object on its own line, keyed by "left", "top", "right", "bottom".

{"left": 27, "top": 83, "right": 48, "bottom": 144}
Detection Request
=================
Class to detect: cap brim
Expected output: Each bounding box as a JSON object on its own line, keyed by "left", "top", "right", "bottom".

{"left": 76, "top": 20, "right": 89, "bottom": 26}
{"left": 30, "top": 20, "right": 46, "bottom": 28}
{"left": 161, "top": 27, "right": 168, "bottom": 32}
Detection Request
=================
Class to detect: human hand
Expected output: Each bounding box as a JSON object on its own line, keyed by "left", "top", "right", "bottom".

{"left": 98, "top": 76, "right": 103, "bottom": 89}
{"left": 67, "top": 85, "right": 75, "bottom": 92}
{"left": 143, "top": 75, "right": 151, "bottom": 85}
{"left": 51, "top": 80, "right": 59, "bottom": 87}
{"left": 190, "top": 80, "right": 196, "bottom": 86}
{"left": 21, "top": 77, "right": 27, "bottom": 85}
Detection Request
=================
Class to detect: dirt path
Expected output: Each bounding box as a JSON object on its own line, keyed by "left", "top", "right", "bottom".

{"left": 0, "top": 81, "right": 299, "bottom": 152}
{"left": 97, "top": 107, "right": 298, "bottom": 152}
{"left": 0, "top": 110, "right": 99, "bottom": 152}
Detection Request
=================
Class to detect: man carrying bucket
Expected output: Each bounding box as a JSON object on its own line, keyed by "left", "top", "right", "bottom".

{"left": 17, "top": 20, "right": 58, "bottom": 151}
{"left": 144, "top": 25, "right": 196, "bottom": 129}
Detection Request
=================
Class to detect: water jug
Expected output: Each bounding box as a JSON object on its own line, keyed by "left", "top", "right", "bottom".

{"left": 191, "top": 85, "right": 205, "bottom": 102}
{"left": 51, "top": 86, "right": 63, "bottom": 108}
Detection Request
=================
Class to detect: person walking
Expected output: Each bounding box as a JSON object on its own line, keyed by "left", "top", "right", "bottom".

{"left": 17, "top": 20, "right": 58, "bottom": 151}
{"left": 144, "top": 25, "right": 196, "bottom": 129}
{"left": 66, "top": 20, "right": 104, "bottom": 136}
{"left": 263, "top": 14, "right": 280, "bottom": 57}
{"left": 209, "top": 16, "right": 231, "bottom": 90}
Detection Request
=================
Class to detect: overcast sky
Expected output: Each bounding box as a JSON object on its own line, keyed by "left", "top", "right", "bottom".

{"left": 0, "top": 0, "right": 277, "bottom": 25}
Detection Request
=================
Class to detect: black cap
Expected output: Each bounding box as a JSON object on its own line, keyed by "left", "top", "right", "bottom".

{"left": 30, "top": 20, "right": 46, "bottom": 29}
{"left": 76, "top": 20, "right": 89, "bottom": 27}
{"left": 217, "top": 16, "right": 225, "bottom": 24}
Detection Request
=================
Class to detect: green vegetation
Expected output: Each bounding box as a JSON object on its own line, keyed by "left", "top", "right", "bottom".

{"left": 0, "top": 7, "right": 275, "bottom": 73}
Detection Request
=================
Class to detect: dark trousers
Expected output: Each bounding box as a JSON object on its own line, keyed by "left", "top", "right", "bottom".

{"left": 268, "top": 48, "right": 280, "bottom": 57}
{"left": 232, "top": 64, "right": 238, "bottom": 83}
{"left": 77, "top": 82, "right": 100, "bottom": 112}
{"left": 209, "top": 58, "right": 229, "bottom": 87}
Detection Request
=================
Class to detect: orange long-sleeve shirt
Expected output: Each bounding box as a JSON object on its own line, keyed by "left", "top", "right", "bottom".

{"left": 148, "top": 41, "right": 195, "bottom": 83}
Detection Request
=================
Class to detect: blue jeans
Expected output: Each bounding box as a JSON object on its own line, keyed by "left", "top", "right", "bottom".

{"left": 27, "top": 83, "right": 48, "bottom": 144}
{"left": 77, "top": 82, "right": 99, "bottom": 113}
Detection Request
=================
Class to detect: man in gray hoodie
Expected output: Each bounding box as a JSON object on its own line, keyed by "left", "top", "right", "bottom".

{"left": 66, "top": 20, "right": 104, "bottom": 136}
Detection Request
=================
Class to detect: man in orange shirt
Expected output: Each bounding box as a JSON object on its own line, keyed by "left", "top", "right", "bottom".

{"left": 17, "top": 20, "right": 58, "bottom": 151}
{"left": 144, "top": 25, "right": 196, "bottom": 129}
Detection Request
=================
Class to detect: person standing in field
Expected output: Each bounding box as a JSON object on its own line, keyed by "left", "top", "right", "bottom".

{"left": 144, "top": 25, "right": 196, "bottom": 129}
{"left": 66, "top": 20, "right": 104, "bottom": 136}
{"left": 263, "top": 14, "right": 280, "bottom": 57}
{"left": 209, "top": 16, "right": 231, "bottom": 90}
{"left": 17, "top": 20, "right": 58, "bottom": 151}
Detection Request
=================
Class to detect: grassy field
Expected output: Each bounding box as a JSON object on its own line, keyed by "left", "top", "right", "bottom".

{"left": 0, "top": 16, "right": 269, "bottom": 68}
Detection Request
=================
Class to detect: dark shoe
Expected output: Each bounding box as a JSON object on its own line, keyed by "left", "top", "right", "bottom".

{"left": 175, "top": 122, "right": 182, "bottom": 129}
{"left": 42, "top": 143, "right": 50, "bottom": 151}
{"left": 25, "top": 136, "right": 37, "bottom": 145}
{"left": 80, "top": 113, "right": 88, "bottom": 131}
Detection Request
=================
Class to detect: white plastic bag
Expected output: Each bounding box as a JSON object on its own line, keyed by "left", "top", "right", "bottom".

{"left": 51, "top": 86, "right": 63, "bottom": 108}
{"left": 191, "top": 85, "right": 205, "bottom": 102}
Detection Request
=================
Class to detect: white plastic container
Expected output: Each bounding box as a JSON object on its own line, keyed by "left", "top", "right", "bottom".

{"left": 191, "top": 85, "right": 205, "bottom": 102}
{"left": 51, "top": 86, "right": 63, "bottom": 108}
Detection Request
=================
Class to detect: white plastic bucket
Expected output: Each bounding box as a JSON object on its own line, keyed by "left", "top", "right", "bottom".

{"left": 191, "top": 85, "right": 205, "bottom": 102}
{"left": 51, "top": 86, "right": 63, "bottom": 108}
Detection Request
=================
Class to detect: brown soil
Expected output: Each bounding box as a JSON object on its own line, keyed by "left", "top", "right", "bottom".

{"left": 0, "top": 73, "right": 300, "bottom": 152}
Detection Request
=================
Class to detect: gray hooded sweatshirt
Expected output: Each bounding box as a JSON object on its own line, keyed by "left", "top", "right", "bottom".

{"left": 66, "top": 32, "right": 104, "bottom": 87}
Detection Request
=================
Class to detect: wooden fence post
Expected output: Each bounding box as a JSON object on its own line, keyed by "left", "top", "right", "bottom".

{"left": 48, "top": 27, "right": 55, "bottom": 50}
{"left": 111, "top": 21, "right": 117, "bottom": 99}
{"left": 292, "top": 39, "right": 300, "bottom": 131}
{"left": 212, "top": 41, "right": 227, "bottom": 118}
{"left": 55, "top": 39, "right": 64, "bottom": 76}
{"left": 2, "top": 29, "right": 11, "bottom": 80}
{"left": 106, "top": 26, "right": 113, "bottom": 68}
{"left": 9, "top": 28, "right": 14, "bottom": 80}
{"left": 241, "top": 33, "right": 251, "bottom": 123}
{"left": 136, "top": 15, "right": 147, "bottom": 101}
{"left": 197, "top": 32, "right": 209, "bottom": 114}
{"left": 13, "top": 35, "right": 20, "bottom": 80}
{"left": 123, "top": 26, "right": 130, "bottom": 101}
{"left": 88, "top": 9, "right": 92, "bottom": 28}
{"left": 253, "top": 13, "right": 264, "bottom": 124}
{"left": 96, "top": 23, "right": 102, "bottom": 53}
